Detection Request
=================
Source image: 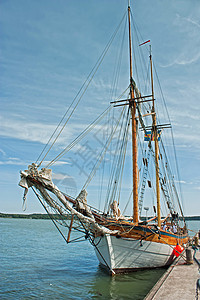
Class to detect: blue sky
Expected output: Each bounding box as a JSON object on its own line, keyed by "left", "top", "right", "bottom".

{"left": 0, "top": 0, "right": 200, "bottom": 216}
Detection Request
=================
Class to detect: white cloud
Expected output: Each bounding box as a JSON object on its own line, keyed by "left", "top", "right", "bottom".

{"left": 161, "top": 13, "right": 200, "bottom": 68}
{"left": 174, "top": 180, "right": 187, "bottom": 184}
{"left": 176, "top": 14, "right": 200, "bottom": 30}
{"left": 0, "top": 115, "right": 56, "bottom": 144}
{"left": 0, "top": 157, "right": 70, "bottom": 167}
{"left": 161, "top": 52, "right": 200, "bottom": 67}
{"left": 0, "top": 114, "right": 91, "bottom": 146}
{"left": 42, "top": 160, "right": 69, "bottom": 167}
{"left": 0, "top": 158, "right": 24, "bottom": 166}
{"left": 0, "top": 148, "right": 6, "bottom": 156}
{"left": 52, "top": 173, "right": 71, "bottom": 180}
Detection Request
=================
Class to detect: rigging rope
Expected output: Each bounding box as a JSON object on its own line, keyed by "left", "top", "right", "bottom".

{"left": 82, "top": 106, "right": 127, "bottom": 191}
{"left": 104, "top": 107, "right": 129, "bottom": 212}
{"left": 130, "top": 10, "right": 149, "bottom": 94}
{"left": 109, "top": 13, "right": 127, "bottom": 102}
{"left": 45, "top": 105, "right": 113, "bottom": 168}
{"left": 116, "top": 120, "right": 130, "bottom": 205}
{"left": 36, "top": 11, "right": 127, "bottom": 167}
{"left": 153, "top": 63, "right": 185, "bottom": 219}
{"left": 106, "top": 109, "right": 130, "bottom": 212}
{"left": 46, "top": 87, "right": 130, "bottom": 168}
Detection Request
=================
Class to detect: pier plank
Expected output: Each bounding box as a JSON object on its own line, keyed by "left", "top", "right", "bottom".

{"left": 145, "top": 250, "right": 200, "bottom": 300}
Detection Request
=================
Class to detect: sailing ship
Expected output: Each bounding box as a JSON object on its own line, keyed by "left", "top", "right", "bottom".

{"left": 19, "top": 3, "right": 189, "bottom": 275}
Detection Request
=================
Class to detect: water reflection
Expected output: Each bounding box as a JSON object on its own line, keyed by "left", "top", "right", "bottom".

{"left": 89, "top": 265, "right": 166, "bottom": 300}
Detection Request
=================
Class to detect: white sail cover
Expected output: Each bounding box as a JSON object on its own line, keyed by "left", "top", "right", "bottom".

{"left": 19, "top": 163, "right": 118, "bottom": 235}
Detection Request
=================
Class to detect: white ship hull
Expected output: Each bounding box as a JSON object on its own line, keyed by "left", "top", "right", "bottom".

{"left": 94, "top": 234, "right": 175, "bottom": 274}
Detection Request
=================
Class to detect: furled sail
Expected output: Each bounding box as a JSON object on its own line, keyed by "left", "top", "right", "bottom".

{"left": 19, "top": 163, "right": 118, "bottom": 235}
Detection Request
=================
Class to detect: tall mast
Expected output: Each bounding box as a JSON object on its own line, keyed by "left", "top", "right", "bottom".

{"left": 150, "top": 46, "right": 161, "bottom": 227}
{"left": 128, "top": 5, "right": 138, "bottom": 223}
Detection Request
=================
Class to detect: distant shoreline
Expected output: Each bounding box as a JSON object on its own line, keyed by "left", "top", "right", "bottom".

{"left": 0, "top": 213, "right": 68, "bottom": 220}
{"left": 0, "top": 213, "right": 200, "bottom": 221}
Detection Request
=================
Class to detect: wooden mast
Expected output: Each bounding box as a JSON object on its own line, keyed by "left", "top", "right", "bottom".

{"left": 128, "top": 5, "right": 138, "bottom": 223}
{"left": 150, "top": 46, "right": 161, "bottom": 227}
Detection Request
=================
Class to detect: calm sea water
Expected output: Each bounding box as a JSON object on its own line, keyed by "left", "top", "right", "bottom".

{"left": 1, "top": 218, "right": 199, "bottom": 300}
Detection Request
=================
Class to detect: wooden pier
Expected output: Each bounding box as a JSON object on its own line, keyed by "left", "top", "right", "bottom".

{"left": 145, "top": 248, "right": 200, "bottom": 300}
